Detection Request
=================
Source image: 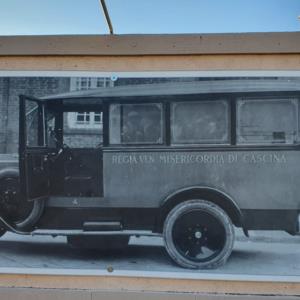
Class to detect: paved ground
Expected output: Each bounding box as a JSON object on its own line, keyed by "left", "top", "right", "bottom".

{"left": 0, "top": 231, "right": 299, "bottom": 277}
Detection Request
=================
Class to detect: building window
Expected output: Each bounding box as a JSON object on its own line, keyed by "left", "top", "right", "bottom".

{"left": 68, "top": 112, "right": 103, "bottom": 129}
{"left": 171, "top": 100, "right": 230, "bottom": 145}
{"left": 96, "top": 78, "right": 109, "bottom": 88}
{"left": 94, "top": 112, "right": 102, "bottom": 124}
{"left": 70, "top": 77, "right": 113, "bottom": 91}
{"left": 76, "top": 112, "right": 90, "bottom": 124}
{"left": 78, "top": 78, "right": 92, "bottom": 90}
{"left": 236, "top": 98, "right": 298, "bottom": 145}
{"left": 68, "top": 77, "right": 111, "bottom": 129}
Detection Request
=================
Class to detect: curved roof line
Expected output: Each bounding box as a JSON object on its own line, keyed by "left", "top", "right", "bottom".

{"left": 40, "top": 79, "right": 300, "bottom": 101}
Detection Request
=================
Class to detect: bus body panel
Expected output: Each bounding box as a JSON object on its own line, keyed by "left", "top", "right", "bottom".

{"left": 103, "top": 150, "right": 300, "bottom": 210}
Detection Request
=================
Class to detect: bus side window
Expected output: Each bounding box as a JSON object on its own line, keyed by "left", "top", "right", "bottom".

{"left": 109, "top": 103, "right": 163, "bottom": 145}
{"left": 171, "top": 100, "right": 230, "bottom": 145}
{"left": 237, "top": 98, "right": 298, "bottom": 145}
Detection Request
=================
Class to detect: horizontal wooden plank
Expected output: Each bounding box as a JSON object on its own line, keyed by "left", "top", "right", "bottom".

{"left": 1, "top": 287, "right": 299, "bottom": 300}
{"left": 0, "top": 273, "right": 299, "bottom": 296}
{"left": 0, "top": 33, "right": 299, "bottom": 56}
{"left": 0, "top": 54, "right": 300, "bottom": 72}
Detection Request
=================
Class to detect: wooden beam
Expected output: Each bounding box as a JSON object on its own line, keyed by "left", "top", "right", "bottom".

{"left": 0, "top": 54, "right": 299, "bottom": 71}
{"left": 0, "top": 273, "right": 299, "bottom": 296}
{"left": 0, "top": 32, "right": 299, "bottom": 56}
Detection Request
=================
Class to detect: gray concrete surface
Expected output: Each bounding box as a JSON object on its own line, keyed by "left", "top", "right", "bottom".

{"left": 0, "top": 230, "right": 299, "bottom": 277}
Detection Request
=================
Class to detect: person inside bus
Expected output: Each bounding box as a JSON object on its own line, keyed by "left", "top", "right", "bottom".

{"left": 122, "top": 110, "right": 143, "bottom": 143}
{"left": 140, "top": 114, "right": 161, "bottom": 143}
{"left": 123, "top": 109, "right": 161, "bottom": 144}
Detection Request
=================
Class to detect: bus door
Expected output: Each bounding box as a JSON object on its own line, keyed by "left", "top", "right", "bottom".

{"left": 58, "top": 110, "right": 103, "bottom": 197}
{"left": 19, "top": 95, "right": 50, "bottom": 201}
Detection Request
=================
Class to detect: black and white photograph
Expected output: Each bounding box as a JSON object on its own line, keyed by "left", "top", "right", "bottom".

{"left": 1, "top": 74, "right": 300, "bottom": 275}
{"left": 0, "top": 0, "right": 299, "bottom": 299}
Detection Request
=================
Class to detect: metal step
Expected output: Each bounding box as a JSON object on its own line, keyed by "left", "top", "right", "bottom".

{"left": 83, "top": 221, "right": 122, "bottom": 231}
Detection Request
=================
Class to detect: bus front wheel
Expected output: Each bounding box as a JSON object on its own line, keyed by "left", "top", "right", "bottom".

{"left": 0, "top": 228, "right": 5, "bottom": 237}
{"left": 163, "top": 200, "right": 234, "bottom": 269}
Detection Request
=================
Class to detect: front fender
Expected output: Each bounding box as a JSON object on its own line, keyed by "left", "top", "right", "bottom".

{"left": 0, "top": 168, "right": 19, "bottom": 180}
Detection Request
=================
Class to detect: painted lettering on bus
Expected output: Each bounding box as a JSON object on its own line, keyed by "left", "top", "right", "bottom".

{"left": 111, "top": 153, "right": 287, "bottom": 165}
{"left": 112, "top": 154, "right": 155, "bottom": 164}
{"left": 159, "top": 154, "right": 225, "bottom": 164}
{"left": 242, "top": 153, "right": 287, "bottom": 164}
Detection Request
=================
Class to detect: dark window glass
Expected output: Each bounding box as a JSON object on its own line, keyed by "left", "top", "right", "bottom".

{"left": 77, "top": 114, "right": 84, "bottom": 122}
{"left": 25, "top": 101, "right": 40, "bottom": 147}
{"left": 76, "top": 112, "right": 90, "bottom": 124}
{"left": 46, "top": 111, "right": 57, "bottom": 148}
{"left": 237, "top": 98, "right": 298, "bottom": 145}
{"left": 110, "top": 103, "right": 163, "bottom": 145}
{"left": 94, "top": 112, "right": 102, "bottom": 124}
{"left": 171, "top": 100, "right": 230, "bottom": 144}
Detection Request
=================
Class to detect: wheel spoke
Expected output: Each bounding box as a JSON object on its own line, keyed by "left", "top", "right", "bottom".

{"left": 188, "top": 244, "right": 203, "bottom": 258}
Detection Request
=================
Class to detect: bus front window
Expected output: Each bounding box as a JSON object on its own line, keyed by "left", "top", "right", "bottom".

{"left": 63, "top": 111, "right": 103, "bottom": 148}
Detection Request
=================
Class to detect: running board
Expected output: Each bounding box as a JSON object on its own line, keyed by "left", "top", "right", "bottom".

{"left": 31, "top": 229, "right": 161, "bottom": 237}
{"left": 0, "top": 216, "right": 161, "bottom": 237}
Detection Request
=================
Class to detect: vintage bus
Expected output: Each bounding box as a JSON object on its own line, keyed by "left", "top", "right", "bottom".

{"left": 0, "top": 77, "right": 300, "bottom": 269}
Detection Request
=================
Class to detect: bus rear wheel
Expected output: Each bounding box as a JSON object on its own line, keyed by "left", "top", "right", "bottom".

{"left": 163, "top": 200, "right": 234, "bottom": 269}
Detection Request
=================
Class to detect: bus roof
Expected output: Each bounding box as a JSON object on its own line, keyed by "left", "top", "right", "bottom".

{"left": 39, "top": 78, "right": 300, "bottom": 102}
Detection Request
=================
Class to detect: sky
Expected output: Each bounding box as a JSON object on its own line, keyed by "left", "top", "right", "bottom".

{"left": 0, "top": 0, "right": 299, "bottom": 35}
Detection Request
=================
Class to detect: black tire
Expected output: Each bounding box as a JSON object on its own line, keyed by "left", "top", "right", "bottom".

{"left": 0, "top": 175, "right": 35, "bottom": 224}
{"left": 163, "top": 200, "right": 235, "bottom": 269}
{"left": 0, "top": 175, "right": 21, "bottom": 221}
{"left": 0, "top": 228, "right": 6, "bottom": 238}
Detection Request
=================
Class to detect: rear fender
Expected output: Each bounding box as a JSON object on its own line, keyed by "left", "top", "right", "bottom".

{"left": 159, "top": 185, "right": 245, "bottom": 230}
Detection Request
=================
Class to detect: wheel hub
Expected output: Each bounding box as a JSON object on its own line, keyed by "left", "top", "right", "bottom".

{"left": 2, "top": 189, "right": 17, "bottom": 202}
{"left": 188, "top": 225, "right": 206, "bottom": 242}
{"left": 194, "top": 230, "right": 202, "bottom": 239}
{"left": 0, "top": 177, "right": 26, "bottom": 221}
